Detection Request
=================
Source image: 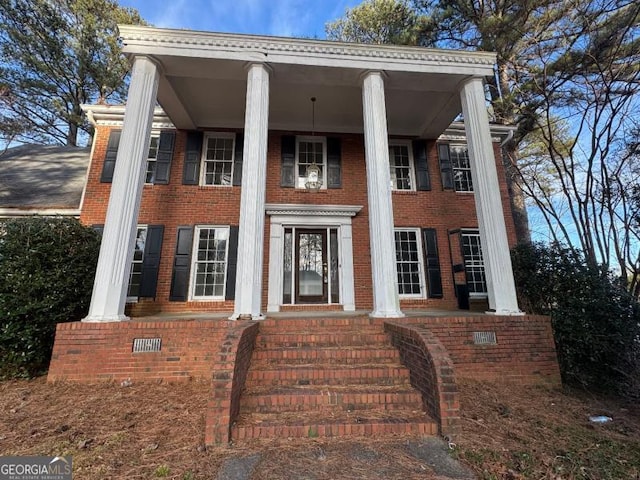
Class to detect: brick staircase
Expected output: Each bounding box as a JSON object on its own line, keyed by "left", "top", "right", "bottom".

{"left": 231, "top": 316, "right": 437, "bottom": 441}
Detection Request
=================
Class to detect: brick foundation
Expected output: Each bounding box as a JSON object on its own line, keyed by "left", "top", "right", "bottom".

{"left": 47, "top": 313, "right": 560, "bottom": 444}
{"left": 398, "top": 315, "right": 561, "bottom": 384}
{"left": 48, "top": 319, "right": 232, "bottom": 382}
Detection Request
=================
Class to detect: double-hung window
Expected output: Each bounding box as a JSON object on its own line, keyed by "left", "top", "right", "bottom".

{"left": 144, "top": 134, "right": 160, "bottom": 184}
{"left": 394, "top": 228, "right": 426, "bottom": 297}
{"left": 450, "top": 145, "right": 473, "bottom": 192}
{"left": 296, "top": 136, "right": 326, "bottom": 189}
{"left": 201, "top": 133, "right": 235, "bottom": 186}
{"left": 461, "top": 230, "right": 487, "bottom": 296}
{"left": 389, "top": 142, "right": 415, "bottom": 191}
{"left": 127, "top": 226, "right": 147, "bottom": 299}
{"left": 190, "top": 226, "right": 230, "bottom": 299}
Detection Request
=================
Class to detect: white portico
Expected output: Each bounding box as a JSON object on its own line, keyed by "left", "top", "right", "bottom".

{"left": 83, "top": 26, "right": 521, "bottom": 322}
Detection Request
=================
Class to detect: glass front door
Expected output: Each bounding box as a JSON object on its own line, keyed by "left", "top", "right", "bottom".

{"left": 296, "top": 229, "right": 327, "bottom": 303}
{"left": 282, "top": 227, "right": 340, "bottom": 305}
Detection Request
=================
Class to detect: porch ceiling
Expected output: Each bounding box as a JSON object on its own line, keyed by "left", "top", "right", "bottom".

{"left": 120, "top": 26, "right": 497, "bottom": 138}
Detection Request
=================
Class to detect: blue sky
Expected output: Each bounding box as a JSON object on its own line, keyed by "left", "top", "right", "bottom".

{"left": 118, "top": 0, "right": 363, "bottom": 38}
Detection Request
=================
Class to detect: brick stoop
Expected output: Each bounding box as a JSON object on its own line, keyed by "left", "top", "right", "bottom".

{"left": 232, "top": 316, "right": 438, "bottom": 441}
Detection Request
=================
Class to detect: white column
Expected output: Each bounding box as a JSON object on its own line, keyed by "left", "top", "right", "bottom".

{"left": 460, "top": 77, "right": 522, "bottom": 315}
{"left": 230, "top": 63, "right": 270, "bottom": 320}
{"left": 84, "top": 56, "right": 160, "bottom": 322}
{"left": 362, "top": 71, "right": 403, "bottom": 318}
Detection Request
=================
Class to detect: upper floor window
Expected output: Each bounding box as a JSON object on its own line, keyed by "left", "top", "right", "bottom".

{"left": 450, "top": 145, "right": 473, "bottom": 192}
{"left": 201, "top": 133, "right": 235, "bottom": 186}
{"left": 296, "top": 137, "right": 326, "bottom": 189}
{"left": 389, "top": 142, "right": 415, "bottom": 191}
{"left": 144, "top": 134, "right": 160, "bottom": 184}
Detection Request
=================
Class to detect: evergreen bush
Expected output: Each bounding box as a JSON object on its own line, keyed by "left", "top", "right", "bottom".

{"left": 0, "top": 217, "right": 100, "bottom": 378}
{"left": 512, "top": 242, "right": 640, "bottom": 397}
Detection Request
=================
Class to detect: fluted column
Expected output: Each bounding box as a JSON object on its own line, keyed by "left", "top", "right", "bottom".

{"left": 84, "top": 56, "right": 160, "bottom": 322}
{"left": 362, "top": 71, "right": 403, "bottom": 318}
{"left": 230, "top": 62, "right": 270, "bottom": 320}
{"left": 460, "top": 77, "right": 522, "bottom": 315}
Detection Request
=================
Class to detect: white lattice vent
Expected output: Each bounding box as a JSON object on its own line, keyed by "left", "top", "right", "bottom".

{"left": 132, "top": 338, "right": 162, "bottom": 353}
{"left": 473, "top": 331, "right": 497, "bottom": 345}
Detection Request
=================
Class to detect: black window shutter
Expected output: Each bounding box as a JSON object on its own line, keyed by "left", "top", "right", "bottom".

{"left": 327, "top": 137, "right": 342, "bottom": 188}
{"left": 169, "top": 226, "right": 194, "bottom": 301}
{"left": 413, "top": 140, "right": 431, "bottom": 191}
{"left": 281, "top": 135, "right": 296, "bottom": 187}
{"left": 183, "top": 131, "right": 203, "bottom": 185}
{"left": 232, "top": 132, "right": 244, "bottom": 186}
{"left": 422, "top": 228, "right": 443, "bottom": 298}
{"left": 100, "top": 129, "right": 121, "bottom": 183}
{"left": 438, "top": 143, "right": 454, "bottom": 190}
{"left": 139, "top": 225, "right": 164, "bottom": 298}
{"left": 225, "top": 226, "right": 239, "bottom": 300}
{"left": 154, "top": 131, "right": 175, "bottom": 185}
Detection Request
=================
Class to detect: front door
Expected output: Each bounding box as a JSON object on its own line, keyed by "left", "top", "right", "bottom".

{"left": 295, "top": 229, "right": 327, "bottom": 303}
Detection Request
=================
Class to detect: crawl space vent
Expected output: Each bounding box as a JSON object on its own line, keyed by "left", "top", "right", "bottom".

{"left": 132, "top": 338, "right": 162, "bottom": 353}
{"left": 473, "top": 331, "right": 497, "bottom": 345}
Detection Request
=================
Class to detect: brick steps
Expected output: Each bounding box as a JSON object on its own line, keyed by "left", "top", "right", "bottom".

{"left": 256, "top": 332, "right": 390, "bottom": 348}
{"left": 233, "top": 317, "right": 435, "bottom": 441}
{"left": 246, "top": 364, "right": 412, "bottom": 386}
{"left": 231, "top": 413, "right": 437, "bottom": 440}
{"left": 252, "top": 346, "right": 400, "bottom": 364}
{"left": 240, "top": 386, "right": 422, "bottom": 413}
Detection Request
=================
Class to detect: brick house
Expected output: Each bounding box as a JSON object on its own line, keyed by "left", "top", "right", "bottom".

{"left": 80, "top": 26, "right": 522, "bottom": 320}
{"left": 49, "top": 26, "right": 560, "bottom": 443}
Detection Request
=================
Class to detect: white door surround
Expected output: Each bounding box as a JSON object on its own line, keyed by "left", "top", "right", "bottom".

{"left": 265, "top": 204, "right": 362, "bottom": 313}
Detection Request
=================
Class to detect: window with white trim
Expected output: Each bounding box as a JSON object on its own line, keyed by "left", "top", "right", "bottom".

{"left": 144, "top": 134, "right": 160, "bottom": 184}
{"left": 201, "top": 133, "right": 235, "bottom": 186}
{"left": 296, "top": 136, "right": 326, "bottom": 189}
{"left": 389, "top": 142, "right": 415, "bottom": 191}
{"left": 461, "top": 230, "right": 487, "bottom": 295}
{"left": 190, "top": 226, "right": 229, "bottom": 299}
{"left": 394, "top": 228, "right": 426, "bottom": 297}
{"left": 451, "top": 145, "right": 473, "bottom": 192}
{"left": 127, "top": 225, "right": 147, "bottom": 299}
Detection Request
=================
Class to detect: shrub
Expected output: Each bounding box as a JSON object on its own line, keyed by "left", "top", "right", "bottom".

{"left": 512, "top": 242, "right": 640, "bottom": 397}
{"left": 0, "top": 217, "right": 100, "bottom": 378}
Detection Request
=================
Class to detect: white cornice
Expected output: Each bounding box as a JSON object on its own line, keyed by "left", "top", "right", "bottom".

{"left": 118, "top": 25, "right": 496, "bottom": 76}
{"left": 265, "top": 203, "right": 363, "bottom": 217}
{"left": 441, "top": 121, "right": 516, "bottom": 143}
{"left": 81, "top": 104, "right": 174, "bottom": 128}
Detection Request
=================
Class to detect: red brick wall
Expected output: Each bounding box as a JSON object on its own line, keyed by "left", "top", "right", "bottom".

{"left": 82, "top": 126, "right": 517, "bottom": 314}
{"left": 400, "top": 315, "right": 562, "bottom": 384}
{"left": 48, "top": 319, "right": 229, "bottom": 382}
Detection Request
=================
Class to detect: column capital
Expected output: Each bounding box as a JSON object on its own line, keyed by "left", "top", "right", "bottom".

{"left": 359, "top": 69, "right": 388, "bottom": 84}
{"left": 244, "top": 61, "right": 273, "bottom": 74}
{"left": 131, "top": 54, "right": 164, "bottom": 75}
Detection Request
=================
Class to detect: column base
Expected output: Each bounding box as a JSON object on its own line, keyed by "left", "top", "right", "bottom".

{"left": 229, "top": 313, "right": 266, "bottom": 321}
{"left": 369, "top": 310, "right": 405, "bottom": 319}
{"left": 485, "top": 309, "right": 525, "bottom": 316}
{"left": 82, "top": 314, "right": 130, "bottom": 323}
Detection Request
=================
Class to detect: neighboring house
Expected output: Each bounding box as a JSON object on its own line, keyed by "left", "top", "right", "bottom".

{"left": 0, "top": 144, "right": 90, "bottom": 218}
{"left": 77, "top": 26, "right": 522, "bottom": 321}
